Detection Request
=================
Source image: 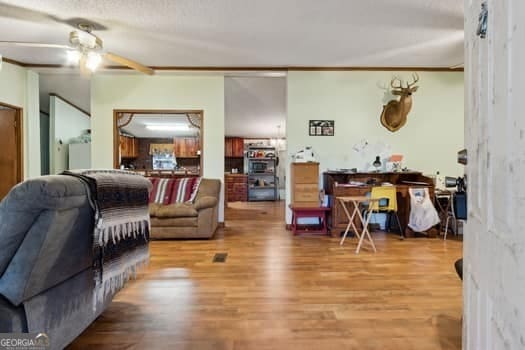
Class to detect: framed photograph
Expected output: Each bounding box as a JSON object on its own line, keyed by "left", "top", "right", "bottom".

{"left": 309, "top": 120, "right": 334, "bottom": 136}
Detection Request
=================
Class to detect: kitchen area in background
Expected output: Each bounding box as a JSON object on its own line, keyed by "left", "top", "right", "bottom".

{"left": 224, "top": 74, "right": 287, "bottom": 208}
{"left": 117, "top": 112, "right": 202, "bottom": 177}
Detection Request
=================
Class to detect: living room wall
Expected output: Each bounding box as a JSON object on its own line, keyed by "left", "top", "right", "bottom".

{"left": 286, "top": 70, "right": 464, "bottom": 223}
{"left": 49, "top": 95, "right": 91, "bottom": 173}
{"left": 90, "top": 73, "right": 225, "bottom": 221}
{"left": 0, "top": 62, "right": 40, "bottom": 179}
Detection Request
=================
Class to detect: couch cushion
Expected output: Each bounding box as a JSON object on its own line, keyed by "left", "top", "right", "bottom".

{"left": 194, "top": 178, "right": 221, "bottom": 201}
{"left": 150, "top": 217, "right": 198, "bottom": 227}
{"left": 194, "top": 196, "right": 218, "bottom": 210}
{"left": 149, "top": 203, "right": 162, "bottom": 217}
{"left": 0, "top": 175, "right": 88, "bottom": 276}
{"left": 155, "top": 203, "right": 198, "bottom": 218}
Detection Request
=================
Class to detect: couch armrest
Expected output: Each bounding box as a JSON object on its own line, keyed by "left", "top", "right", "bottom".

{"left": 194, "top": 196, "right": 218, "bottom": 210}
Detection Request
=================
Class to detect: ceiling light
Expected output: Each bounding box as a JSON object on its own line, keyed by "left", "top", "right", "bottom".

{"left": 66, "top": 50, "right": 81, "bottom": 65}
{"left": 85, "top": 51, "right": 102, "bottom": 72}
{"left": 146, "top": 124, "right": 189, "bottom": 131}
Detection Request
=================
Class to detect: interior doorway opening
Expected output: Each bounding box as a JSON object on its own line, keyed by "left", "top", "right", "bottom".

{"left": 0, "top": 102, "right": 23, "bottom": 200}
{"left": 224, "top": 74, "right": 287, "bottom": 221}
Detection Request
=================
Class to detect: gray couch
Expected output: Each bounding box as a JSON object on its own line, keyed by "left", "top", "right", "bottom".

{"left": 0, "top": 175, "right": 128, "bottom": 349}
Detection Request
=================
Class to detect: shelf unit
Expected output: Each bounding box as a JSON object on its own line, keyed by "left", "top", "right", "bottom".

{"left": 247, "top": 146, "right": 278, "bottom": 201}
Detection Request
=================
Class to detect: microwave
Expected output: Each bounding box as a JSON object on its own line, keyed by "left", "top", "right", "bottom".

{"left": 251, "top": 161, "right": 269, "bottom": 173}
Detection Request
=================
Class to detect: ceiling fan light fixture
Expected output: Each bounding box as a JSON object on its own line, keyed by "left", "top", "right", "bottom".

{"left": 85, "top": 51, "right": 102, "bottom": 72}
{"left": 66, "top": 50, "right": 81, "bottom": 65}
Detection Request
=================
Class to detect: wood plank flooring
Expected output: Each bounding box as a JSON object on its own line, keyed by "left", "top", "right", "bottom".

{"left": 69, "top": 201, "right": 463, "bottom": 350}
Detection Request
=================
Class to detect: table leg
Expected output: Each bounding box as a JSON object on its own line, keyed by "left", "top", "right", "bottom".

{"left": 340, "top": 200, "right": 358, "bottom": 245}
{"left": 355, "top": 207, "right": 377, "bottom": 254}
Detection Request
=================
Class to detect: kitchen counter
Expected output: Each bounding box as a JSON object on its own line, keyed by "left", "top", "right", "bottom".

{"left": 225, "top": 173, "right": 248, "bottom": 202}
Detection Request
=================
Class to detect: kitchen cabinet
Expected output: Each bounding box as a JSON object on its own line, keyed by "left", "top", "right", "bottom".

{"left": 120, "top": 135, "right": 139, "bottom": 159}
{"left": 174, "top": 137, "right": 199, "bottom": 157}
{"left": 225, "top": 137, "right": 244, "bottom": 157}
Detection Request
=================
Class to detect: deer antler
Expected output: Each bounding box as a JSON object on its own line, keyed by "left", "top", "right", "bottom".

{"left": 391, "top": 77, "right": 403, "bottom": 89}
{"left": 407, "top": 72, "right": 420, "bottom": 88}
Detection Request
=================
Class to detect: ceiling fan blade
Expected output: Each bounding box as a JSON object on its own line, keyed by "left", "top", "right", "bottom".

{"left": 0, "top": 41, "right": 71, "bottom": 49}
{"left": 449, "top": 62, "right": 464, "bottom": 69}
{"left": 104, "top": 52, "right": 154, "bottom": 75}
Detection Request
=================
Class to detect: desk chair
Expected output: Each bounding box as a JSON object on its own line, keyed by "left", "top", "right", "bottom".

{"left": 363, "top": 186, "right": 404, "bottom": 239}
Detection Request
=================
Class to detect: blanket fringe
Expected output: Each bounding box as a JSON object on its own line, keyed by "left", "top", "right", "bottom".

{"left": 93, "top": 246, "right": 150, "bottom": 311}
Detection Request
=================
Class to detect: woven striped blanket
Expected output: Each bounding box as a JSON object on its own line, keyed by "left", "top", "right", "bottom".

{"left": 62, "top": 169, "right": 152, "bottom": 307}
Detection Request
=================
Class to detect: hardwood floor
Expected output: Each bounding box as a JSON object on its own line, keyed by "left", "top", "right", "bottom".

{"left": 69, "top": 201, "right": 463, "bottom": 350}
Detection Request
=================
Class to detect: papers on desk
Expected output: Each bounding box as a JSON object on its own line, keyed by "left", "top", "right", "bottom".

{"left": 337, "top": 181, "right": 367, "bottom": 187}
{"left": 402, "top": 180, "right": 431, "bottom": 186}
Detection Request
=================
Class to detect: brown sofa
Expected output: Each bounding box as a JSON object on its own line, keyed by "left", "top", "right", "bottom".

{"left": 149, "top": 178, "right": 221, "bottom": 239}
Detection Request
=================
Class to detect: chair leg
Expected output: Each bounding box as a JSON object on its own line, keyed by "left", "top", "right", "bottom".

{"left": 444, "top": 216, "right": 450, "bottom": 240}
{"left": 394, "top": 212, "right": 404, "bottom": 240}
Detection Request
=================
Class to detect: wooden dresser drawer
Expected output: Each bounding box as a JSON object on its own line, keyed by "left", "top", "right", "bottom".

{"left": 294, "top": 184, "right": 319, "bottom": 202}
{"left": 293, "top": 167, "right": 318, "bottom": 184}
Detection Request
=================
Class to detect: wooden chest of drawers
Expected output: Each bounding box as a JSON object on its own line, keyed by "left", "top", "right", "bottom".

{"left": 225, "top": 174, "right": 248, "bottom": 202}
{"left": 290, "top": 162, "right": 320, "bottom": 207}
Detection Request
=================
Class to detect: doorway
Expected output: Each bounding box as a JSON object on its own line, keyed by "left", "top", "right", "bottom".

{"left": 223, "top": 75, "right": 287, "bottom": 221}
{"left": 0, "top": 102, "right": 23, "bottom": 200}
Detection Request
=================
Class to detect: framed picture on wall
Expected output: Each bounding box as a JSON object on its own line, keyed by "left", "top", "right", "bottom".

{"left": 309, "top": 120, "right": 334, "bottom": 136}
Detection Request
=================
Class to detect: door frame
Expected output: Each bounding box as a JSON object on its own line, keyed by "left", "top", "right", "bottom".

{"left": 0, "top": 101, "right": 23, "bottom": 184}
{"left": 113, "top": 109, "right": 204, "bottom": 173}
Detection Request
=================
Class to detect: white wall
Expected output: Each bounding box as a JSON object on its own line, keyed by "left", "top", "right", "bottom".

{"left": 0, "top": 62, "right": 41, "bottom": 179}
{"left": 286, "top": 71, "right": 464, "bottom": 223}
{"left": 49, "top": 95, "right": 91, "bottom": 174}
{"left": 90, "top": 74, "right": 225, "bottom": 221}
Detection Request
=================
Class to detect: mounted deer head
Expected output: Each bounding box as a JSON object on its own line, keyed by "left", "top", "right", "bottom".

{"left": 380, "top": 73, "right": 419, "bottom": 132}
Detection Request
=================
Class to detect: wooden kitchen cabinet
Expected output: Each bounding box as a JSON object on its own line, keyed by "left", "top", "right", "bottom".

{"left": 225, "top": 137, "right": 244, "bottom": 157}
{"left": 120, "top": 135, "right": 139, "bottom": 159}
{"left": 174, "top": 137, "right": 199, "bottom": 157}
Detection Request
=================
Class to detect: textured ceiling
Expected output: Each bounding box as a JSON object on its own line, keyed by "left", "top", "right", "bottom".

{"left": 0, "top": 0, "right": 463, "bottom": 67}
{"left": 122, "top": 114, "right": 199, "bottom": 138}
{"left": 225, "top": 77, "right": 286, "bottom": 138}
{"left": 39, "top": 73, "right": 90, "bottom": 112}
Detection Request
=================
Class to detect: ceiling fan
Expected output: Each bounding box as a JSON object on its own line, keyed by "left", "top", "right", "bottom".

{"left": 0, "top": 23, "right": 154, "bottom": 75}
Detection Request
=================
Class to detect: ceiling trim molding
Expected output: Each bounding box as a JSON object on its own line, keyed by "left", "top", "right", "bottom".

{"left": 3, "top": 56, "right": 464, "bottom": 72}
{"left": 3, "top": 57, "right": 28, "bottom": 67}
{"left": 49, "top": 93, "right": 91, "bottom": 117}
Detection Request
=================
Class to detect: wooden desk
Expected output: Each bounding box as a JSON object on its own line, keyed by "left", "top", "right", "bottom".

{"left": 323, "top": 171, "right": 435, "bottom": 237}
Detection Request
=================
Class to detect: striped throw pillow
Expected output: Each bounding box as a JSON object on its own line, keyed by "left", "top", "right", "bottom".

{"left": 149, "top": 178, "right": 174, "bottom": 204}
{"left": 168, "top": 177, "right": 201, "bottom": 204}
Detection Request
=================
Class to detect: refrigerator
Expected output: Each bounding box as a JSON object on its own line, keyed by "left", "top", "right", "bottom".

{"left": 68, "top": 143, "right": 91, "bottom": 170}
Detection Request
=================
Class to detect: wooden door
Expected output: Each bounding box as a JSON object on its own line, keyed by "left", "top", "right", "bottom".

{"left": 464, "top": 1, "right": 525, "bottom": 348}
{"left": 0, "top": 109, "right": 21, "bottom": 200}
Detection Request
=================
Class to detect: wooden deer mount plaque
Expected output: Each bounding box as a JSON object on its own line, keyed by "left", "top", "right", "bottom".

{"left": 380, "top": 73, "right": 419, "bottom": 132}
